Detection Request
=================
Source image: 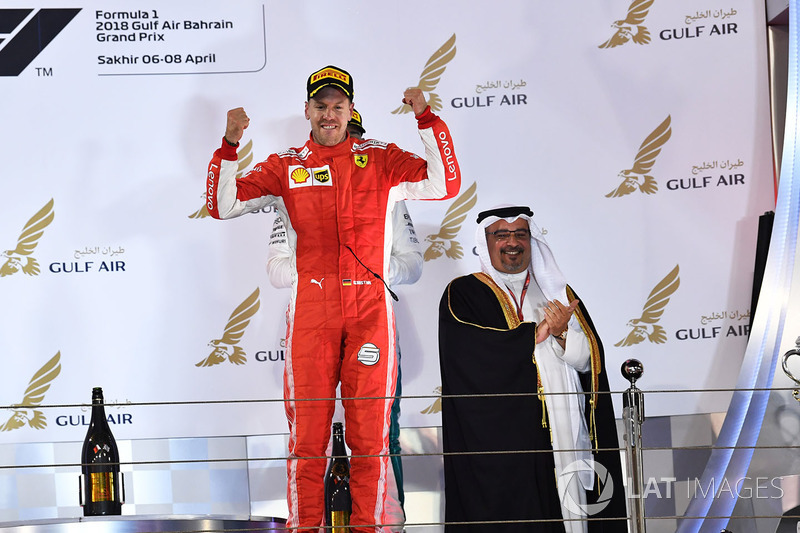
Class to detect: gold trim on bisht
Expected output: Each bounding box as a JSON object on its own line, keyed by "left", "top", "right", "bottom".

{"left": 471, "top": 272, "right": 547, "bottom": 428}
{"left": 567, "top": 285, "right": 602, "bottom": 451}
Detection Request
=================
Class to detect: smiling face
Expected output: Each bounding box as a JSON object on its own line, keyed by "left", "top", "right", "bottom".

{"left": 304, "top": 86, "right": 354, "bottom": 147}
{"left": 485, "top": 218, "right": 532, "bottom": 274}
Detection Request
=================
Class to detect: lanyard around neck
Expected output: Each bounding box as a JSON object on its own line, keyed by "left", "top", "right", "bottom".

{"left": 505, "top": 271, "right": 530, "bottom": 321}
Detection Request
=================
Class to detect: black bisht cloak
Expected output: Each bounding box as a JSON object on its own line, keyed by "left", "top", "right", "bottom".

{"left": 438, "top": 273, "right": 627, "bottom": 532}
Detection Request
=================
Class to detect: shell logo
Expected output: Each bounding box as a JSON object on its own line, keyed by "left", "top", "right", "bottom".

{"left": 291, "top": 168, "right": 311, "bottom": 184}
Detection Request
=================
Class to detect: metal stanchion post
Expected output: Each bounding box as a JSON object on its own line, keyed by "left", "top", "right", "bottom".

{"left": 781, "top": 337, "right": 800, "bottom": 401}
{"left": 622, "top": 358, "right": 646, "bottom": 533}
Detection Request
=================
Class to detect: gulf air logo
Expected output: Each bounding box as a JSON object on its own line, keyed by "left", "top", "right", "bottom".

{"left": 615, "top": 265, "right": 680, "bottom": 346}
{"left": 196, "top": 288, "right": 261, "bottom": 367}
{"left": 424, "top": 181, "right": 477, "bottom": 261}
{"left": 1, "top": 352, "right": 62, "bottom": 431}
{"left": 1, "top": 198, "right": 55, "bottom": 277}
{"left": 420, "top": 386, "right": 442, "bottom": 414}
{"left": 598, "top": 0, "right": 654, "bottom": 49}
{"left": 0, "top": 8, "right": 81, "bottom": 76}
{"left": 392, "top": 34, "right": 456, "bottom": 114}
{"left": 606, "top": 116, "right": 672, "bottom": 198}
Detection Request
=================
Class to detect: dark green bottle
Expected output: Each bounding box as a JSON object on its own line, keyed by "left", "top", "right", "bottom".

{"left": 324, "top": 422, "right": 351, "bottom": 531}
{"left": 81, "top": 387, "right": 122, "bottom": 516}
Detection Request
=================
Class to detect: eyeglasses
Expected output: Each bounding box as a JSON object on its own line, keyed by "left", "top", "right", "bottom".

{"left": 485, "top": 229, "right": 531, "bottom": 241}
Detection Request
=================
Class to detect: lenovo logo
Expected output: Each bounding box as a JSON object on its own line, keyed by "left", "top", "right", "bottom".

{"left": 0, "top": 8, "right": 81, "bottom": 76}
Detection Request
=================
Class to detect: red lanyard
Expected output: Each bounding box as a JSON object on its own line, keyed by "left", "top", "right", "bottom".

{"left": 506, "top": 272, "right": 530, "bottom": 321}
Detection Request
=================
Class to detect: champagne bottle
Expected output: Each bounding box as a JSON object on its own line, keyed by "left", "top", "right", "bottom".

{"left": 324, "top": 422, "right": 351, "bottom": 531}
{"left": 80, "top": 387, "right": 122, "bottom": 516}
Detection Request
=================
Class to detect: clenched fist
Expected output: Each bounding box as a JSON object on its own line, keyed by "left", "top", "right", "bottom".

{"left": 402, "top": 88, "right": 428, "bottom": 117}
{"left": 225, "top": 107, "right": 250, "bottom": 145}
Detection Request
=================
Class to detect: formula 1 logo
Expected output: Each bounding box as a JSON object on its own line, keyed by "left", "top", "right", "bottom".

{"left": 0, "top": 8, "right": 81, "bottom": 76}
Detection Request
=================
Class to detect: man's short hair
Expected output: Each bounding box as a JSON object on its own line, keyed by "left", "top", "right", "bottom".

{"left": 307, "top": 65, "right": 354, "bottom": 101}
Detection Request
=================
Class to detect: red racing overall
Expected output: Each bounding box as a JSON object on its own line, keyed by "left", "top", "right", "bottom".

{"left": 206, "top": 106, "right": 460, "bottom": 531}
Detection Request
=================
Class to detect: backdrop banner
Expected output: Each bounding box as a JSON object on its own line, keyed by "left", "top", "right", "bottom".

{"left": 0, "top": 0, "right": 775, "bottom": 443}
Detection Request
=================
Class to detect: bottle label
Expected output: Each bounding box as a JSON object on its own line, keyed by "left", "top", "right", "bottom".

{"left": 89, "top": 472, "right": 116, "bottom": 502}
{"left": 330, "top": 510, "right": 350, "bottom": 528}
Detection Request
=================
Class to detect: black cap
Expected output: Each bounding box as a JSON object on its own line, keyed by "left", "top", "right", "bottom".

{"left": 476, "top": 206, "right": 534, "bottom": 223}
{"left": 348, "top": 109, "right": 366, "bottom": 135}
{"left": 307, "top": 65, "right": 353, "bottom": 100}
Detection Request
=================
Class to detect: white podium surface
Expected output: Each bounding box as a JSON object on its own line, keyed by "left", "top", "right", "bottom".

{"left": 0, "top": 516, "right": 287, "bottom": 533}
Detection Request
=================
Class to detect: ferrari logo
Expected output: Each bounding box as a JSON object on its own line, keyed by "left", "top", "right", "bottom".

{"left": 354, "top": 154, "right": 368, "bottom": 168}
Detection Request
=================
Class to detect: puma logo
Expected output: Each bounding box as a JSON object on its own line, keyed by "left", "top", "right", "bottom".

{"left": 311, "top": 278, "right": 324, "bottom": 289}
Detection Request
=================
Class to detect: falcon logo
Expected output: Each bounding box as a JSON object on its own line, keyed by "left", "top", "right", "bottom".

{"left": 354, "top": 154, "right": 368, "bottom": 168}
{"left": 291, "top": 168, "right": 311, "bottom": 184}
{"left": 615, "top": 265, "right": 680, "bottom": 346}
{"left": 606, "top": 116, "right": 671, "bottom": 198}
{"left": 0, "top": 8, "right": 81, "bottom": 76}
{"left": 196, "top": 288, "right": 261, "bottom": 367}
{"left": 598, "top": 0, "right": 654, "bottom": 49}
{"left": 420, "top": 386, "right": 442, "bottom": 414}
{"left": 1, "top": 198, "right": 54, "bottom": 277}
{"left": 1, "top": 352, "right": 61, "bottom": 432}
{"left": 424, "top": 181, "right": 477, "bottom": 261}
{"left": 357, "top": 343, "right": 380, "bottom": 366}
{"left": 392, "top": 33, "right": 456, "bottom": 114}
{"left": 189, "top": 140, "right": 254, "bottom": 219}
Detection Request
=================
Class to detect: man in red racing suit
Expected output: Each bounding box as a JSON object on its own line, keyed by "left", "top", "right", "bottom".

{"left": 205, "top": 65, "right": 461, "bottom": 531}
